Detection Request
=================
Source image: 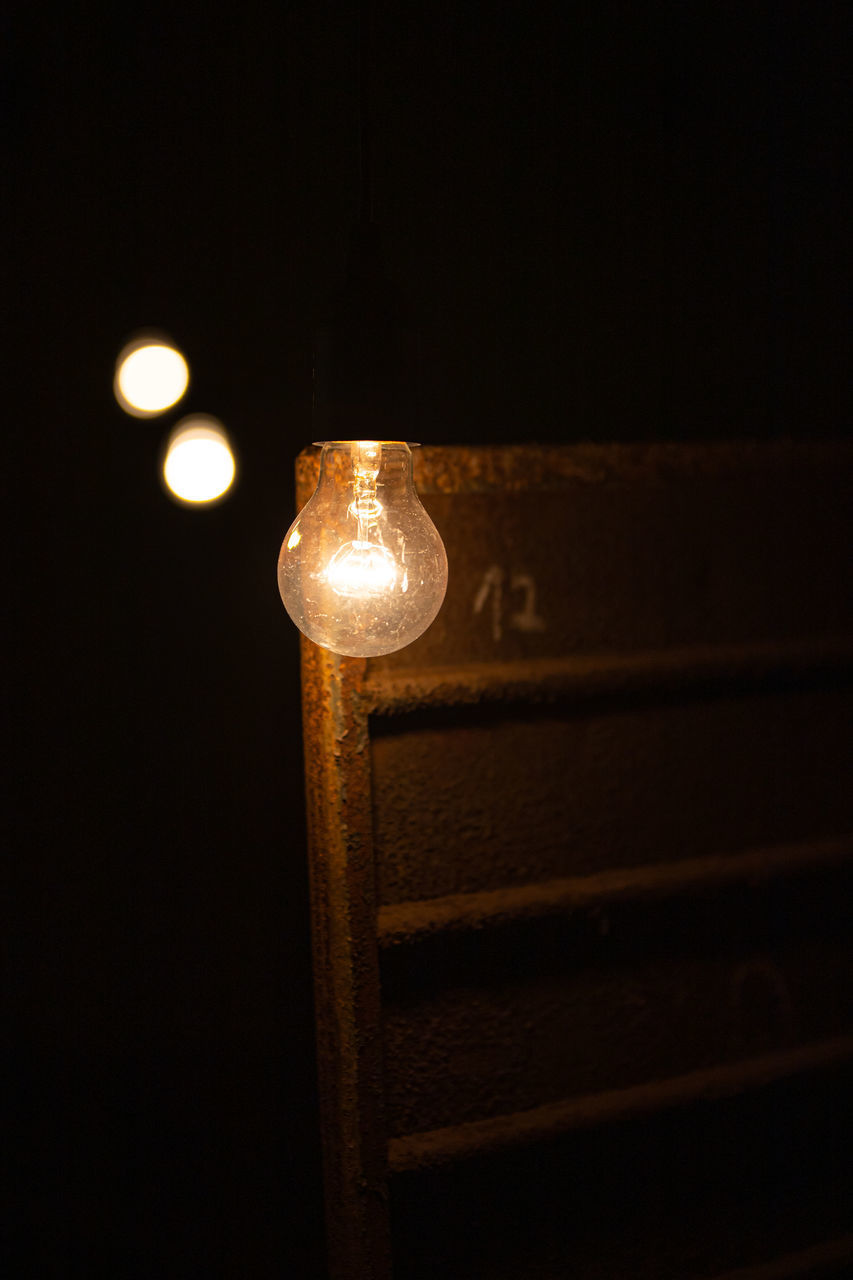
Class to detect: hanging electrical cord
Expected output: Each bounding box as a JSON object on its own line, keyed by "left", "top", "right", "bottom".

{"left": 313, "top": 0, "right": 417, "bottom": 441}
{"left": 357, "top": 0, "right": 375, "bottom": 224}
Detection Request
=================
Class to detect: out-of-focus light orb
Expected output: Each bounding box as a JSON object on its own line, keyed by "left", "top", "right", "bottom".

{"left": 114, "top": 337, "right": 189, "bottom": 417}
{"left": 163, "top": 416, "right": 236, "bottom": 506}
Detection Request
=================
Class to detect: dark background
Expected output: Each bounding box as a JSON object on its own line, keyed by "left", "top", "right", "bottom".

{"left": 7, "top": 1, "right": 851, "bottom": 1276}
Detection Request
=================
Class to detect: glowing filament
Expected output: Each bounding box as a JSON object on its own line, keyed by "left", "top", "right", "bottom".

{"left": 326, "top": 541, "right": 398, "bottom": 597}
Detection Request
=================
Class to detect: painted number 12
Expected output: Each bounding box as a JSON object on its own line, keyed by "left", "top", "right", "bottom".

{"left": 473, "top": 565, "right": 547, "bottom": 643}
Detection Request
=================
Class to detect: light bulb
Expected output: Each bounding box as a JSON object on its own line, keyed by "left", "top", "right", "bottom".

{"left": 162, "top": 416, "right": 236, "bottom": 505}
{"left": 278, "top": 441, "right": 447, "bottom": 657}
{"left": 114, "top": 336, "right": 189, "bottom": 417}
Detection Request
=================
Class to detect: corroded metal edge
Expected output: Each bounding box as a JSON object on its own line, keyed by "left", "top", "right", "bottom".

{"left": 377, "top": 834, "right": 853, "bottom": 946}
{"left": 387, "top": 1035, "right": 853, "bottom": 1174}
{"left": 297, "top": 447, "right": 391, "bottom": 1279}
{"left": 296, "top": 439, "right": 853, "bottom": 498}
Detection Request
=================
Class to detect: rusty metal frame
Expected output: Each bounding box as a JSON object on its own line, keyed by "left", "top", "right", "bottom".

{"left": 295, "top": 442, "right": 853, "bottom": 1280}
{"left": 298, "top": 640, "right": 389, "bottom": 1280}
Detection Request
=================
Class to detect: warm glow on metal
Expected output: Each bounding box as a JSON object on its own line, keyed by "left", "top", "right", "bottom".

{"left": 114, "top": 337, "right": 189, "bottom": 417}
{"left": 162, "top": 416, "right": 236, "bottom": 506}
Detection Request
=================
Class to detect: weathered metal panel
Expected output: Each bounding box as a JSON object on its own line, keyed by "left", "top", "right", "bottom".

{"left": 388, "top": 1059, "right": 853, "bottom": 1278}
{"left": 380, "top": 871, "right": 853, "bottom": 1135}
{"left": 369, "top": 442, "right": 853, "bottom": 672}
{"left": 371, "top": 688, "right": 853, "bottom": 903}
{"left": 297, "top": 442, "right": 853, "bottom": 1280}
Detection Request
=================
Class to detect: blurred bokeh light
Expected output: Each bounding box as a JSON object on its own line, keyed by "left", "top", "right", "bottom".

{"left": 114, "top": 336, "right": 190, "bottom": 417}
{"left": 162, "top": 416, "right": 236, "bottom": 506}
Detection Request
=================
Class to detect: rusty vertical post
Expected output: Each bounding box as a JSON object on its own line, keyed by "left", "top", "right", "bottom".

{"left": 296, "top": 452, "right": 391, "bottom": 1280}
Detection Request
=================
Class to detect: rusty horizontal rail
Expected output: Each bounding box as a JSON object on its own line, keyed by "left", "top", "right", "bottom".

{"left": 709, "top": 1233, "right": 853, "bottom": 1279}
{"left": 387, "top": 1035, "right": 853, "bottom": 1173}
{"left": 377, "top": 834, "right": 853, "bottom": 946}
{"left": 363, "top": 637, "right": 853, "bottom": 716}
{"left": 295, "top": 438, "right": 853, "bottom": 497}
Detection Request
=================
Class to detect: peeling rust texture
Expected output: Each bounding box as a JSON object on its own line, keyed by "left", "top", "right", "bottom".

{"left": 298, "top": 442, "right": 853, "bottom": 1280}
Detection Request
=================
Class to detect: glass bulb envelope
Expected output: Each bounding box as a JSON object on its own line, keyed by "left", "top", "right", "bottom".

{"left": 278, "top": 441, "right": 448, "bottom": 658}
